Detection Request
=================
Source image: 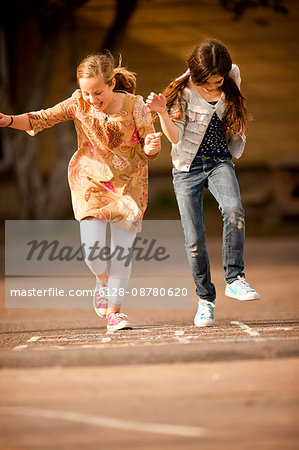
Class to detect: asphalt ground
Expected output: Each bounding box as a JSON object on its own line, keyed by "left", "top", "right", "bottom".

{"left": 0, "top": 237, "right": 298, "bottom": 449}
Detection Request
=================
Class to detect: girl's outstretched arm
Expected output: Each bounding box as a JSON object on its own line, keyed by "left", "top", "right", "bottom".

{"left": 0, "top": 113, "right": 31, "bottom": 130}
{"left": 146, "top": 93, "right": 179, "bottom": 144}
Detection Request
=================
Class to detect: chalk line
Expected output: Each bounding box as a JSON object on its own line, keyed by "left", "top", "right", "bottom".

{"left": 0, "top": 406, "right": 206, "bottom": 438}
{"left": 231, "top": 321, "right": 260, "bottom": 337}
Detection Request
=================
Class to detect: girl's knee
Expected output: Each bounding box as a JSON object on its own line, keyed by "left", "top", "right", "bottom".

{"left": 220, "top": 201, "right": 245, "bottom": 230}
{"left": 83, "top": 256, "right": 107, "bottom": 276}
{"left": 186, "top": 240, "right": 207, "bottom": 257}
{"left": 221, "top": 200, "right": 244, "bottom": 219}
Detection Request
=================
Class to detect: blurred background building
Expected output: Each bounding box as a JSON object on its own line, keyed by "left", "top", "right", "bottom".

{"left": 1, "top": 0, "right": 298, "bottom": 234}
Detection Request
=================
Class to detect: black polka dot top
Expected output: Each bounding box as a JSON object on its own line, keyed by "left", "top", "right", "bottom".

{"left": 195, "top": 101, "right": 230, "bottom": 159}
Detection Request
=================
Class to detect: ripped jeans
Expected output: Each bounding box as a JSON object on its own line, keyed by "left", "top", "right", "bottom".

{"left": 173, "top": 156, "right": 245, "bottom": 303}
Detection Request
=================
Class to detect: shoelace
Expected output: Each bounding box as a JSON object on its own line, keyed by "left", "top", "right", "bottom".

{"left": 95, "top": 282, "right": 108, "bottom": 309}
{"left": 199, "top": 302, "right": 214, "bottom": 317}
{"left": 108, "top": 312, "right": 128, "bottom": 320}
{"left": 96, "top": 282, "right": 107, "bottom": 291}
{"left": 95, "top": 297, "right": 107, "bottom": 307}
{"left": 236, "top": 276, "right": 252, "bottom": 290}
{"left": 95, "top": 280, "right": 108, "bottom": 296}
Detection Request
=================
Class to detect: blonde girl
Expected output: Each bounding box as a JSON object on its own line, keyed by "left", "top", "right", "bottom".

{"left": 1, "top": 51, "right": 161, "bottom": 331}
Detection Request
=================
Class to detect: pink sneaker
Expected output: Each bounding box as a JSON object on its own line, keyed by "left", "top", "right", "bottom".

{"left": 93, "top": 285, "right": 108, "bottom": 318}
{"left": 93, "top": 272, "right": 109, "bottom": 318}
{"left": 106, "top": 313, "right": 131, "bottom": 331}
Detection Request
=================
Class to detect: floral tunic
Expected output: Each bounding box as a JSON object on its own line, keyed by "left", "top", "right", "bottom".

{"left": 27, "top": 90, "right": 156, "bottom": 232}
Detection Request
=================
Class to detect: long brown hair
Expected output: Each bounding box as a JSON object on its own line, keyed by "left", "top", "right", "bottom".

{"left": 77, "top": 51, "right": 136, "bottom": 94}
{"left": 164, "top": 40, "right": 251, "bottom": 135}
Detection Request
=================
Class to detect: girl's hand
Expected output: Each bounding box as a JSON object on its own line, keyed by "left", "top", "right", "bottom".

{"left": 0, "top": 113, "right": 12, "bottom": 127}
{"left": 146, "top": 93, "right": 167, "bottom": 115}
{"left": 144, "top": 132, "right": 162, "bottom": 156}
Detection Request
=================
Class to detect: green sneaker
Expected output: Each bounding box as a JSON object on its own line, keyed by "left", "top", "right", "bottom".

{"left": 225, "top": 276, "right": 261, "bottom": 301}
{"left": 194, "top": 300, "right": 215, "bottom": 327}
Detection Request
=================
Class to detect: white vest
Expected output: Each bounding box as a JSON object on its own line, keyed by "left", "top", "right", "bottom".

{"left": 171, "top": 64, "right": 246, "bottom": 172}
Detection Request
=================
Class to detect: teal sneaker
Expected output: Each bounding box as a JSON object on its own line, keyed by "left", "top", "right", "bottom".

{"left": 225, "top": 276, "right": 261, "bottom": 301}
{"left": 194, "top": 300, "right": 215, "bottom": 327}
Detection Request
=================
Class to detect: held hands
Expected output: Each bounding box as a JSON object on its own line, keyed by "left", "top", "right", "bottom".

{"left": 146, "top": 92, "right": 167, "bottom": 115}
{"left": 144, "top": 132, "right": 162, "bottom": 157}
{"left": 0, "top": 113, "right": 12, "bottom": 127}
{"left": 146, "top": 93, "right": 178, "bottom": 144}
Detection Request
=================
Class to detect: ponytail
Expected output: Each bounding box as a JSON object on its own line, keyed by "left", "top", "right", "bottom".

{"left": 162, "top": 73, "right": 190, "bottom": 120}
{"left": 113, "top": 67, "right": 136, "bottom": 94}
{"left": 222, "top": 76, "right": 252, "bottom": 135}
{"left": 77, "top": 51, "right": 136, "bottom": 95}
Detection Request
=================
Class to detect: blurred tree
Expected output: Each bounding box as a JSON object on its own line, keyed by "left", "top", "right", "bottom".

{"left": 1, "top": 0, "right": 88, "bottom": 219}
{"left": 220, "top": 0, "right": 288, "bottom": 20}
{"left": 102, "top": 0, "right": 139, "bottom": 52}
{"left": 0, "top": 0, "right": 139, "bottom": 219}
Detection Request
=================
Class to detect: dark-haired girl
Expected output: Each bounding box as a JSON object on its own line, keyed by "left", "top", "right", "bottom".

{"left": 146, "top": 39, "right": 260, "bottom": 327}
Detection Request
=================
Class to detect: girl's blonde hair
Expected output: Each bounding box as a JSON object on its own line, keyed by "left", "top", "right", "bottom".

{"left": 164, "top": 39, "right": 251, "bottom": 135}
{"left": 77, "top": 51, "right": 136, "bottom": 94}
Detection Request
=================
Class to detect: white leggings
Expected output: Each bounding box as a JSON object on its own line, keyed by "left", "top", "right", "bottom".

{"left": 79, "top": 219, "right": 136, "bottom": 305}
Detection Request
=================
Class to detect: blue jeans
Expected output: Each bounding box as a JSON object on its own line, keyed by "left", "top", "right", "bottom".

{"left": 173, "top": 156, "right": 245, "bottom": 303}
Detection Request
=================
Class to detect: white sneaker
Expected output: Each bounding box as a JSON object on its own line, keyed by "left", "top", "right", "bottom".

{"left": 194, "top": 300, "right": 215, "bottom": 327}
{"left": 225, "top": 276, "right": 261, "bottom": 301}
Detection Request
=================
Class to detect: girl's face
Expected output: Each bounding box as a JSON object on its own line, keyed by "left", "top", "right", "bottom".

{"left": 79, "top": 76, "right": 116, "bottom": 112}
{"left": 199, "top": 74, "right": 224, "bottom": 93}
